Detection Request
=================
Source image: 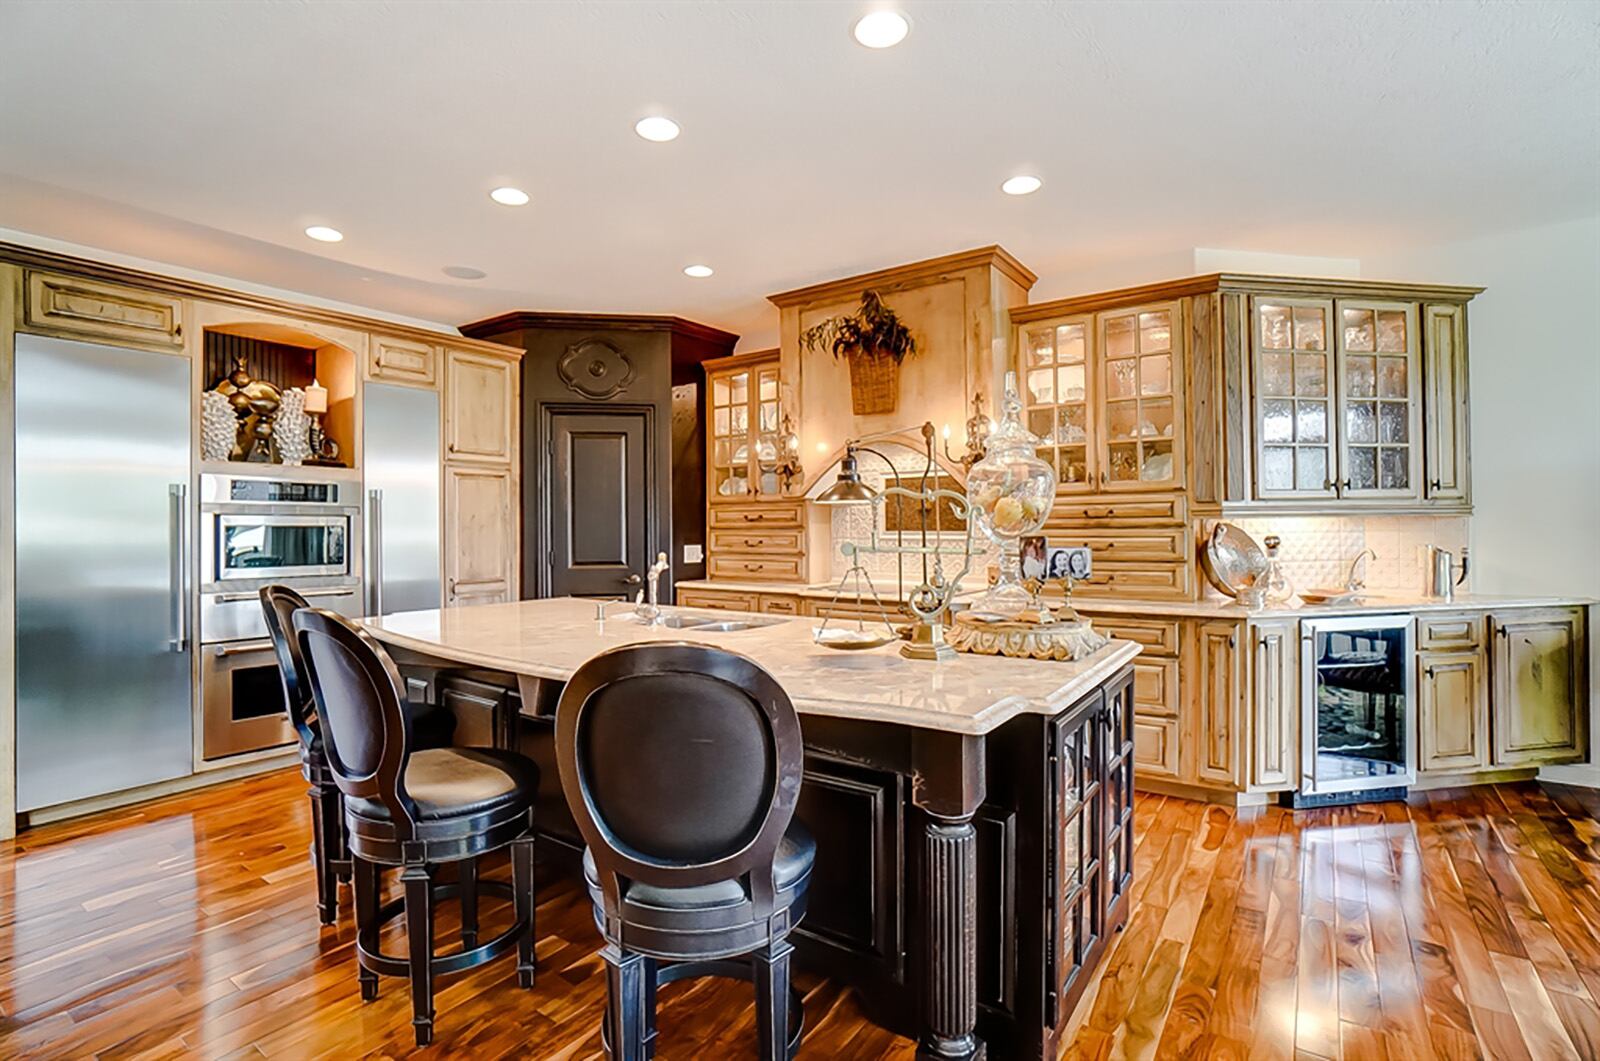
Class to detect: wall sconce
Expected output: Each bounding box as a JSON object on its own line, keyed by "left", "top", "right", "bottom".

{"left": 942, "top": 392, "right": 992, "bottom": 470}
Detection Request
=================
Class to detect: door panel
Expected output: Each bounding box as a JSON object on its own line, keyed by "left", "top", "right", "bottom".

{"left": 15, "top": 334, "right": 194, "bottom": 809}
{"left": 1419, "top": 651, "right": 1487, "bottom": 772}
{"left": 1492, "top": 611, "right": 1584, "bottom": 765}
{"left": 445, "top": 466, "right": 514, "bottom": 605}
{"left": 548, "top": 411, "right": 649, "bottom": 598}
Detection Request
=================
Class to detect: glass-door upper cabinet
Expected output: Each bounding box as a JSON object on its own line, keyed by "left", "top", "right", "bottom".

{"left": 1022, "top": 316, "right": 1095, "bottom": 492}
{"left": 1252, "top": 297, "right": 1337, "bottom": 498}
{"left": 1336, "top": 301, "right": 1420, "bottom": 498}
{"left": 709, "top": 365, "right": 752, "bottom": 498}
{"left": 1098, "top": 305, "right": 1182, "bottom": 491}
{"left": 708, "top": 353, "right": 786, "bottom": 500}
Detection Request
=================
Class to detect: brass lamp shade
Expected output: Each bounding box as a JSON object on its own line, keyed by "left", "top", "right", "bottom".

{"left": 816, "top": 450, "right": 878, "bottom": 505}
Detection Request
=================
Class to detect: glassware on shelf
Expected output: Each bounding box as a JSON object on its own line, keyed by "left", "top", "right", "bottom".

{"left": 1261, "top": 534, "right": 1295, "bottom": 605}
{"left": 966, "top": 371, "right": 1057, "bottom": 617}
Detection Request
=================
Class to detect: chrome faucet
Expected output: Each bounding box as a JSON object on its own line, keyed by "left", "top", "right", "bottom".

{"left": 646, "top": 552, "right": 670, "bottom": 612}
{"left": 1345, "top": 548, "right": 1377, "bottom": 594}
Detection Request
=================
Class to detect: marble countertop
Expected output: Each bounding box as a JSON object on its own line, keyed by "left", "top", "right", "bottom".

{"left": 362, "top": 597, "right": 1141, "bottom": 736}
{"left": 1067, "top": 591, "right": 1596, "bottom": 620}
{"left": 678, "top": 579, "right": 1593, "bottom": 620}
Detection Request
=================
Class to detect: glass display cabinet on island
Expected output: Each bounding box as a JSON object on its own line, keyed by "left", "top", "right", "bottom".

{"left": 1020, "top": 303, "right": 1183, "bottom": 494}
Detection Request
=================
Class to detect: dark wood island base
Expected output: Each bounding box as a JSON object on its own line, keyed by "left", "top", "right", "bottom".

{"left": 389, "top": 649, "right": 1134, "bottom": 1059}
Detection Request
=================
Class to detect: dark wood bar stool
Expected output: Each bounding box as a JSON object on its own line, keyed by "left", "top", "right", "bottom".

{"left": 259, "top": 585, "right": 457, "bottom": 924}
{"left": 292, "top": 607, "right": 538, "bottom": 1046}
{"left": 556, "top": 642, "right": 813, "bottom": 1060}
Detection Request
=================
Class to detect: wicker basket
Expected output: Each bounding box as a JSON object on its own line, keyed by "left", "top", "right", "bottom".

{"left": 846, "top": 346, "right": 900, "bottom": 415}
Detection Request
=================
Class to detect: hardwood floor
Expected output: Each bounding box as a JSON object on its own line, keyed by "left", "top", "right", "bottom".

{"left": 4, "top": 771, "right": 1600, "bottom": 1060}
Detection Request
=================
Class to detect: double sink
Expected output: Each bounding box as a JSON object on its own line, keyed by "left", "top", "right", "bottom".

{"left": 619, "top": 610, "right": 790, "bottom": 633}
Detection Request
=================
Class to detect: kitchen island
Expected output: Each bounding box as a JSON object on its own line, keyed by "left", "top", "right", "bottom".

{"left": 364, "top": 597, "right": 1141, "bottom": 1060}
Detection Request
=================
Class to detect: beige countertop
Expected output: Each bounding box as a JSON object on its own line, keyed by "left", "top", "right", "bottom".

{"left": 363, "top": 597, "right": 1141, "bottom": 737}
{"left": 678, "top": 578, "right": 1593, "bottom": 621}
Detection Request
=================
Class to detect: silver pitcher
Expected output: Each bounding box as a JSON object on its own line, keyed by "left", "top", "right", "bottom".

{"left": 1427, "top": 545, "right": 1470, "bottom": 600}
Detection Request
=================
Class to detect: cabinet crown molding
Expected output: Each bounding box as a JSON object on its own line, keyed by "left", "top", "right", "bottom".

{"left": 767, "top": 244, "right": 1037, "bottom": 308}
{"left": 0, "top": 240, "right": 522, "bottom": 361}
{"left": 1012, "top": 272, "right": 1483, "bottom": 324}
{"left": 459, "top": 310, "right": 739, "bottom": 349}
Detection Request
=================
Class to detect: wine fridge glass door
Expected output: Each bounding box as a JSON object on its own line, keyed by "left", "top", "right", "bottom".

{"left": 1301, "top": 615, "right": 1417, "bottom": 794}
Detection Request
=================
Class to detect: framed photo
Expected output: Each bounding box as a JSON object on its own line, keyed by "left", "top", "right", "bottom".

{"left": 1020, "top": 535, "right": 1048, "bottom": 581}
{"left": 1047, "top": 546, "right": 1092, "bottom": 582}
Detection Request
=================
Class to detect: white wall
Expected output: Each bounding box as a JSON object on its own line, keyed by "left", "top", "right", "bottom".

{"left": 1361, "top": 215, "right": 1600, "bottom": 598}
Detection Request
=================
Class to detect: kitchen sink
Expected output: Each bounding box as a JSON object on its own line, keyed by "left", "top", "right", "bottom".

{"left": 619, "top": 610, "right": 789, "bottom": 632}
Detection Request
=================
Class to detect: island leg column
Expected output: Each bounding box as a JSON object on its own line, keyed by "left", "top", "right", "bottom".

{"left": 912, "top": 731, "right": 987, "bottom": 1061}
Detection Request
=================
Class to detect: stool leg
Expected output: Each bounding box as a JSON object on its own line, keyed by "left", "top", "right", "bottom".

{"left": 402, "top": 863, "right": 436, "bottom": 1047}
{"left": 334, "top": 793, "right": 352, "bottom": 883}
{"left": 459, "top": 857, "right": 479, "bottom": 950}
{"left": 307, "top": 784, "right": 336, "bottom": 924}
{"left": 642, "top": 957, "right": 659, "bottom": 1059}
{"left": 753, "top": 939, "right": 795, "bottom": 1061}
{"left": 602, "top": 945, "right": 649, "bottom": 1061}
{"left": 511, "top": 834, "right": 537, "bottom": 989}
{"left": 352, "top": 857, "right": 380, "bottom": 1001}
{"left": 316, "top": 784, "right": 343, "bottom": 923}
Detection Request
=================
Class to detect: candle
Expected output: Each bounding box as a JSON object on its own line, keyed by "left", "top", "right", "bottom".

{"left": 304, "top": 378, "right": 328, "bottom": 415}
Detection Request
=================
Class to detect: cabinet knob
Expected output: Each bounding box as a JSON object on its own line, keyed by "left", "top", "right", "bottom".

{"left": 1430, "top": 479, "right": 1442, "bottom": 490}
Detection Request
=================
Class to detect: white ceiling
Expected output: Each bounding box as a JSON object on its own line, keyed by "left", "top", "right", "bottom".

{"left": 1, "top": 1, "right": 1596, "bottom": 347}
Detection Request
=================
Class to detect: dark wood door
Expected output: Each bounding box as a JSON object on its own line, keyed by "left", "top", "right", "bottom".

{"left": 548, "top": 411, "right": 650, "bottom": 598}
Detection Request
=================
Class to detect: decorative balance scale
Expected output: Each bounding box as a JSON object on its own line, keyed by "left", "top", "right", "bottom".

{"left": 813, "top": 373, "right": 1108, "bottom": 662}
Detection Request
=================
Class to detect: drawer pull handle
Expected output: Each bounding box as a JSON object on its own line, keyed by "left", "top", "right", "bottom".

{"left": 1086, "top": 509, "right": 1114, "bottom": 519}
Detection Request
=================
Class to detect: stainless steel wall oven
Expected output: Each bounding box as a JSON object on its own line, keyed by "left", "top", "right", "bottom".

{"left": 198, "top": 469, "right": 364, "bottom": 760}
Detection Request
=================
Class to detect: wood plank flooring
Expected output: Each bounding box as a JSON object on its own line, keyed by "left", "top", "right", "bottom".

{"left": 4, "top": 771, "right": 1600, "bottom": 1059}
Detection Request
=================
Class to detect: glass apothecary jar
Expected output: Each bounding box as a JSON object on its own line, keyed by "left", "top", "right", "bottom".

{"left": 967, "top": 371, "right": 1058, "bottom": 616}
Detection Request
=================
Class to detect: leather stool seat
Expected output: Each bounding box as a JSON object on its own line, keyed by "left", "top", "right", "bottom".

{"left": 347, "top": 748, "right": 539, "bottom": 824}
{"left": 582, "top": 823, "right": 814, "bottom": 959}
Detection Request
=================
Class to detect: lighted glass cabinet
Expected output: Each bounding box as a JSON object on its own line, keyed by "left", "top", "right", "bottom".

{"left": 1018, "top": 302, "right": 1183, "bottom": 494}
{"left": 1252, "top": 297, "right": 1421, "bottom": 500}
{"left": 707, "top": 351, "right": 783, "bottom": 499}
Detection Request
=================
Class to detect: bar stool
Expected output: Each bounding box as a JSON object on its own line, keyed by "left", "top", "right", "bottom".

{"left": 292, "top": 607, "right": 539, "bottom": 1046}
{"left": 556, "top": 642, "right": 813, "bottom": 1060}
{"left": 259, "top": 585, "right": 457, "bottom": 924}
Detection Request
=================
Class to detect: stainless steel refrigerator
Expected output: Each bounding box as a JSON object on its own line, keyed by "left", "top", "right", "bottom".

{"left": 14, "top": 334, "right": 194, "bottom": 811}
{"left": 363, "top": 381, "right": 441, "bottom": 615}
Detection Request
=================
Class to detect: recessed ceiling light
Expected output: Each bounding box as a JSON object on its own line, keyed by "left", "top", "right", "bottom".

{"left": 853, "top": 10, "right": 910, "bottom": 49}
{"left": 442, "top": 266, "right": 487, "bottom": 280}
{"left": 489, "top": 186, "right": 529, "bottom": 206}
{"left": 304, "top": 225, "right": 344, "bottom": 242}
{"left": 684, "top": 264, "right": 714, "bottom": 278}
{"left": 1001, "top": 175, "right": 1042, "bottom": 196}
{"left": 635, "top": 115, "right": 681, "bottom": 142}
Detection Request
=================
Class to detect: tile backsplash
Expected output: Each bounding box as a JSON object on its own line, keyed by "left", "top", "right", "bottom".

{"left": 1226, "top": 514, "right": 1470, "bottom": 597}
{"left": 823, "top": 459, "right": 998, "bottom": 591}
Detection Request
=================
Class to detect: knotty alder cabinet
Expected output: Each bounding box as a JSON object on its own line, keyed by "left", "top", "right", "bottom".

{"left": 1013, "top": 275, "right": 1480, "bottom": 603}
{"left": 442, "top": 346, "right": 520, "bottom": 605}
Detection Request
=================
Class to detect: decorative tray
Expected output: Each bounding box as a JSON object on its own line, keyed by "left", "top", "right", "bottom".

{"left": 946, "top": 613, "right": 1110, "bottom": 661}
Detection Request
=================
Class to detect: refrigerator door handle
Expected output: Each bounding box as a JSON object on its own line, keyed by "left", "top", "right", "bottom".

{"left": 368, "top": 488, "right": 384, "bottom": 616}
{"left": 170, "top": 482, "right": 188, "bottom": 652}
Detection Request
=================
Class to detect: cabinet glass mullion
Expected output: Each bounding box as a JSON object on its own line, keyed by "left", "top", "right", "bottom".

{"left": 1252, "top": 296, "right": 1338, "bottom": 499}
{"left": 1023, "top": 317, "right": 1094, "bottom": 491}
{"left": 1335, "top": 300, "right": 1420, "bottom": 499}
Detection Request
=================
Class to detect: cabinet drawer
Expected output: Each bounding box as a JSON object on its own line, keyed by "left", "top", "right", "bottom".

{"left": 368, "top": 335, "right": 437, "bottom": 386}
{"left": 1419, "top": 613, "right": 1483, "bottom": 651}
{"left": 708, "top": 502, "right": 806, "bottom": 529}
{"left": 1048, "top": 494, "right": 1187, "bottom": 526}
{"left": 1132, "top": 658, "right": 1180, "bottom": 717}
{"left": 1086, "top": 617, "right": 1182, "bottom": 657}
{"left": 1132, "top": 716, "right": 1180, "bottom": 778}
{"left": 677, "top": 589, "right": 758, "bottom": 612}
{"left": 758, "top": 594, "right": 801, "bottom": 615}
{"left": 710, "top": 529, "right": 805, "bottom": 554}
{"left": 1052, "top": 527, "right": 1189, "bottom": 564}
{"left": 26, "top": 270, "right": 184, "bottom": 348}
{"left": 1073, "top": 562, "right": 1191, "bottom": 600}
{"left": 709, "top": 553, "right": 805, "bottom": 582}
